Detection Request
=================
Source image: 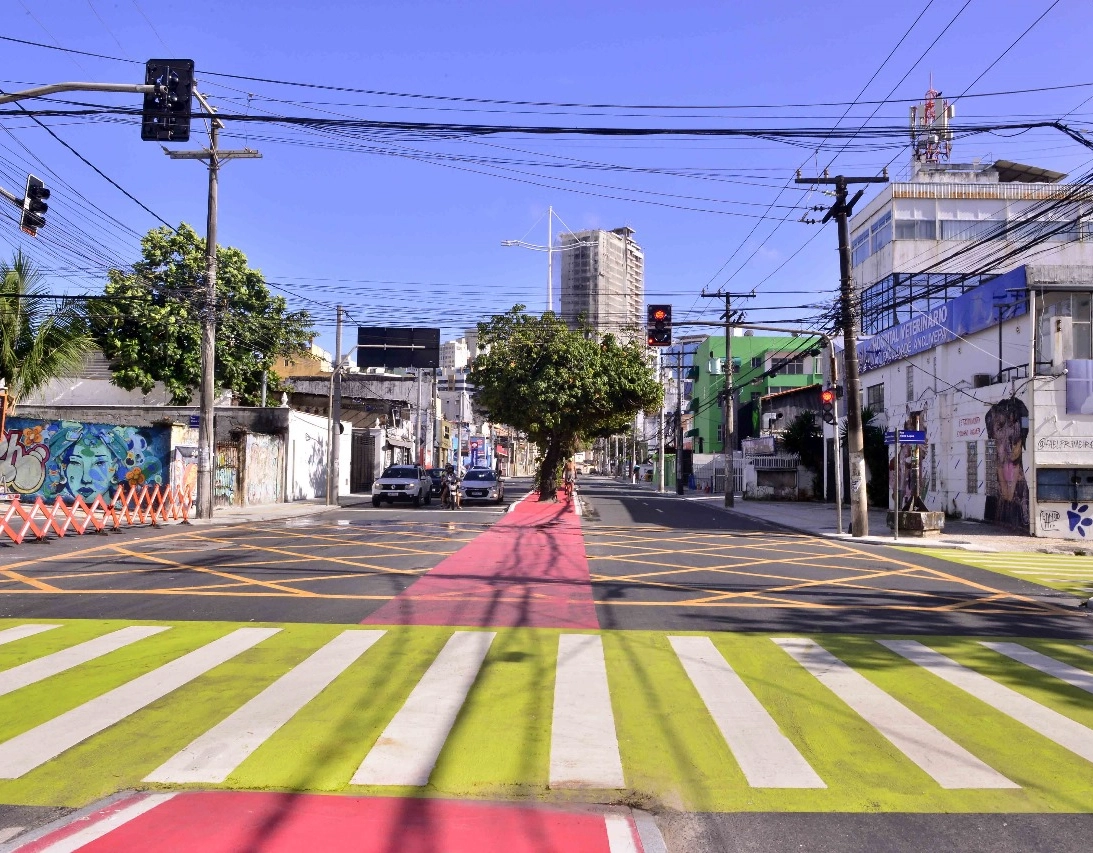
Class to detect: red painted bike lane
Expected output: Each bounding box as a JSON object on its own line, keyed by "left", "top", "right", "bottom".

{"left": 15, "top": 791, "right": 646, "bottom": 853}
{"left": 363, "top": 492, "right": 600, "bottom": 629}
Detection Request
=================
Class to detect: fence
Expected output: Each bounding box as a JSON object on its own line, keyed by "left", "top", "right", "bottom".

{"left": 0, "top": 484, "right": 192, "bottom": 545}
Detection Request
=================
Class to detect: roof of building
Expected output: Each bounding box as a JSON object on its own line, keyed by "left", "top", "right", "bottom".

{"left": 992, "top": 159, "right": 1067, "bottom": 184}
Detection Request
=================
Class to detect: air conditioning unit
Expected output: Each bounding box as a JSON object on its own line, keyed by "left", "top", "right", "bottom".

{"left": 972, "top": 373, "right": 993, "bottom": 388}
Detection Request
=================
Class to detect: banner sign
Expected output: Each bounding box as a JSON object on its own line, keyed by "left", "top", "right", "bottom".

{"left": 858, "top": 268, "right": 1026, "bottom": 373}
{"left": 356, "top": 327, "right": 440, "bottom": 369}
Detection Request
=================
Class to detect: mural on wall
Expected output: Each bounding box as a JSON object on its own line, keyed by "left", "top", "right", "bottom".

{"left": 171, "top": 446, "right": 199, "bottom": 502}
{"left": 984, "top": 398, "right": 1029, "bottom": 531}
{"left": 244, "top": 433, "right": 284, "bottom": 506}
{"left": 0, "top": 418, "right": 168, "bottom": 503}
{"left": 1039, "top": 503, "right": 1093, "bottom": 538}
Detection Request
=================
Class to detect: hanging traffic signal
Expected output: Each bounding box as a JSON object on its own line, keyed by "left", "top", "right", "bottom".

{"left": 19, "top": 175, "right": 49, "bottom": 236}
{"left": 820, "top": 387, "right": 836, "bottom": 425}
{"left": 647, "top": 303, "right": 672, "bottom": 346}
{"left": 141, "top": 59, "right": 195, "bottom": 142}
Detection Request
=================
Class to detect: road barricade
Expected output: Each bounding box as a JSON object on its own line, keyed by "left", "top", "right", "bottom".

{"left": 0, "top": 484, "right": 191, "bottom": 545}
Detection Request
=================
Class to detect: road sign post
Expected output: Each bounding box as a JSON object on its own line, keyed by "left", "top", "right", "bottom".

{"left": 884, "top": 430, "right": 926, "bottom": 540}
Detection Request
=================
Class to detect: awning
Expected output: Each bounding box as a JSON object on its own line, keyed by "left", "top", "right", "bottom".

{"left": 386, "top": 436, "right": 413, "bottom": 450}
{"left": 684, "top": 428, "right": 700, "bottom": 438}
{"left": 495, "top": 444, "right": 509, "bottom": 457}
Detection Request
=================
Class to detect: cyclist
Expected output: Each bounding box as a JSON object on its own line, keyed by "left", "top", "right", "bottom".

{"left": 562, "top": 458, "right": 577, "bottom": 498}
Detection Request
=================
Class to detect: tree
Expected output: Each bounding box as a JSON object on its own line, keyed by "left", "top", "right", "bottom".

{"left": 782, "top": 410, "right": 823, "bottom": 492}
{"left": 92, "top": 224, "right": 314, "bottom": 405}
{"left": 840, "top": 406, "right": 889, "bottom": 507}
{"left": 0, "top": 250, "right": 95, "bottom": 410}
{"left": 469, "top": 307, "right": 663, "bottom": 500}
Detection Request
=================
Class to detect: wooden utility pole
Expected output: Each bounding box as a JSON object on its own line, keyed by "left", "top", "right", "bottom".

{"left": 795, "top": 169, "right": 887, "bottom": 536}
{"left": 166, "top": 91, "right": 260, "bottom": 519}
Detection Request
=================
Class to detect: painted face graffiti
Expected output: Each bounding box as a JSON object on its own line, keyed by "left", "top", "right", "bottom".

{"left": 62, "top": 435, "right": 117, "bottom": 501}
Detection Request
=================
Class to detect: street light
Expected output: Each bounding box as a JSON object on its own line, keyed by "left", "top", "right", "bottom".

{"left": 502, "top": 205, "right": 593, "bottom": 313}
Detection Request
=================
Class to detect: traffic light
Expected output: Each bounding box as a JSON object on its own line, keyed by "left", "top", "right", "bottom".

{"left": 19, "top": 175, "right": 49, "bottom": 236}
{"left": 647, "top": 303, "right": 672, "bottom": 346}
{"left": 820, "top": 387, "right": 836, "bottom": 425}
{"left": 141, "top": 59, "right": 195, "bottom": 142}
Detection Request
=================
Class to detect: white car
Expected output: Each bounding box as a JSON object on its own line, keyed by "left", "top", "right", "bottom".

{"left": 459, "top": 469, "right": 505, "bottom": 504}
{"left": 371, "top": 465, "right": 432, "bottom": 507}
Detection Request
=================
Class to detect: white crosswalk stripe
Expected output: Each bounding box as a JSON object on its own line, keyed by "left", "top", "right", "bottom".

{"left": 351, "top": 631, "right": 495, "bottom": 786}
{"left": 550, "top": 634, "right": 625, "bottom": 789}
{"left": 0, "top": 628, "right": 279, "bottom": 779}
{"left": 0, "top": 624, "right": 60, "bottom": 646}
{"left": 146, "top": 630, "right": 385, "bottom": 784}
{"left": 775, "top": 638, "right": 1015, "bottom": 789}
{"left": 881, "top": 640, "right": 1093, "bottom": 766}
{"left": 980, "top": 642, "right": 1093, "bottom": 695}
{"left": 673, "top": 636, "right": 825, "bottom": 788}
{"left": 0, "top": 626, "right": 169, "bottom": 698}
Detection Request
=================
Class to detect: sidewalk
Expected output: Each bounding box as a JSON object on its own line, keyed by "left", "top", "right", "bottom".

{"left": 188, "top": 496, "right": 372, "bottom": 527}
{"left": 616, "top": 478, "right": 1074, "bottom": 555}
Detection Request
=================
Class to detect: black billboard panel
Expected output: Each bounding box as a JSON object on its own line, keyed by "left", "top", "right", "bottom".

{"left": 356, "top": 327, "right": 440, "bottom": 369}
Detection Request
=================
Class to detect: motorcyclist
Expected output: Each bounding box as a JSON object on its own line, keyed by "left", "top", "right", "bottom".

{"left": 443, "top": 463, "right": 461, "bottom": 510}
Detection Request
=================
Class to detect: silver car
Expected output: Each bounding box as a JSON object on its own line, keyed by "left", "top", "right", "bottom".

{"left": 371, "top": 465, "right": 432, "bottom": 507}
{"left": 459, "top": 468, "right": 505, "bottom": 504}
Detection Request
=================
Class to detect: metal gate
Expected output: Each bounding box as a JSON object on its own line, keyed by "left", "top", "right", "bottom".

{"left": 214, "top": 441, "right": 241, "bottom": 507}
{"left": 351, "top": 432, "right": 376, "bottom": 493}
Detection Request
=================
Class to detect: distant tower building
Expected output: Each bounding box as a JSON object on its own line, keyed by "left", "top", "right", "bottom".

{"left": 440, "top": 338, "right": 469, "bottom": 372}
{"left": 559, "top": 227, "right": 644, "bottom": 340}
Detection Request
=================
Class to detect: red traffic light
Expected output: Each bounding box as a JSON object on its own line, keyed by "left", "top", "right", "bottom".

{"left": 820, "top": 388, "right": 835, "bottom": 404}
{"left": 651, "top": 309, "right": 668, "bottom": 321}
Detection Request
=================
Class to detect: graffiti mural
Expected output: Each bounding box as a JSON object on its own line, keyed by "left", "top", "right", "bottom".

{"left": 245, "top": 433, "right": 284, "bottom": 506}
{"left": 171, "top": 445, "right": 199, "bottom": 502}
{"left": 0, "top": 418, "right": 169, "bottom": 503}
{"left": 984, "top": 398, "right": 1029, "bottom": 531}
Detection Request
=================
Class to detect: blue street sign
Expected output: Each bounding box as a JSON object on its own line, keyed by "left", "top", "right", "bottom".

{"left": 884, "top": 429, "right": 926, "bottom": 445}
{"left": 188, "top": 415, "right": 200, "bottom": 428}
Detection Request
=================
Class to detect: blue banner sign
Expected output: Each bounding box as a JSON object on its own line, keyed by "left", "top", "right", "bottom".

{"left": 885, "top": 430, "right": 926, "bottom": 445}
{"left": 859, "top": 268, "right": 1026, "bottom": 372}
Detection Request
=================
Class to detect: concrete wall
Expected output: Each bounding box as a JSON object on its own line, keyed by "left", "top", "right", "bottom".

{"left": 286, "top": 410, "right": 351, "bottom": 501}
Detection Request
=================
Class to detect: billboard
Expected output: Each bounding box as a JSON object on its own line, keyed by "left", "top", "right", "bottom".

{"left": 356, "top": 327, "right": 440, "bottom": 369}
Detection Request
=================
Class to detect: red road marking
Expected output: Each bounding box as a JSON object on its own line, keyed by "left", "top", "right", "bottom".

{"left": 31, "top": 792, "right": 623, "bottom": 853}
{"left": 364, "top": 491, "right": 599, "bottom": 628}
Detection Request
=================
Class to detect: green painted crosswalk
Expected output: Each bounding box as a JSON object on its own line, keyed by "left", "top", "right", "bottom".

{"left": 1, "top": 619, "right": 1092, "bottom": 815}
{"left": 910, "top": 549, "right": 1093, "bottom": 597}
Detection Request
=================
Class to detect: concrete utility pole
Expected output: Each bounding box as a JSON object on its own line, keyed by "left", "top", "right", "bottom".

{"left": 327, "top": 305, "right": 344, "bottom": 505}
{"left": 701, "top": 290, "right": 752, "bottom": 507}
{"left": 657, "top": 348, "right": 666, "bottom": 492}
{"left": 166, "top": 90, "right": 261, "bottom": 519}
{"left": 795, "top": 170, "right": 887, "bottom": 537}
{"left": 675, "top": 347, "right": 684, "bottom": 495}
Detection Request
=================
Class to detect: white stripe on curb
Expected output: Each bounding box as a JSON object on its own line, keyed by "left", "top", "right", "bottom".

{"left": 673, "top": 636, "right": 825, "bottom": 788}
{"left": 604, "top": 813, "right": 641, "bottom": 853}
{"left": 981, "top": 642, "right": 1093, "bottom": 695}
{"left": 352, "top": 631, "right": 495, "bottom": 786}
{"left": 0, "top": 626, "right": 169, "bottom": 698}
{"left": 0, "top": 628, "right": 279, "bottom": 778}
{"left": 29, "top": 793, "right": 175, "bottom": 853}
{"left": 776, "top": 638, "right": 1015, "bottom": 789}
{"left": 146, "top": 630, "right": 385, "bottom": 783}
{"left": 550, "top": 635, "right": 625, "bottom": 789}
{"left": 882, "top": 640, "right": 1093, "bottom": 766}
{"left": 0, "top": 624, "right": 60, "bottom": 646}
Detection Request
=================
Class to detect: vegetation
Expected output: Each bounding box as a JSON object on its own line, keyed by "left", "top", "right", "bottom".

{"left": 781, "top": 410, "right": 823, "bottom": 495}
{"left": 840, "top": 406, "right": 889, "bottom": 507}
{"left": 93, "top": 224, "right": 313, "bottom": 405}
{"left": 0, "top": 250, "right": 95, "bottom": 410}
{"left": 469, "top": 307, "right": 663, "bottom": 499}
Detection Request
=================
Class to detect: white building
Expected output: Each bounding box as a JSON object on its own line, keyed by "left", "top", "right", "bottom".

{"left": 843, "top": 155, "right": 1093, "bottom": 538}
{"left": 559, "top": 226, "right": 644, "bottom": 341}
{"left": 440, "top": 338, "right": 470, "bottom": 371}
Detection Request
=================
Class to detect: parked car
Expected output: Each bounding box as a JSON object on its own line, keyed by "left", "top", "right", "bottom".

{"left": 371, "top": 465, "right": 432, "bottom": 507}
{"left": 459, "top": 468, "right": 505, "bottom": 504}
{"left": 425, "top": 468, "right": 446, "bottom": 497}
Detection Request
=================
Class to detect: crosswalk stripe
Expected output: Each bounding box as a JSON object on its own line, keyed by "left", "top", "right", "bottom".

{"left": 0, "top": 624, "right": 60, "bottom": 646}
{"left": 604, "top": 813, "right": 641, "bottom": 853}
{"left": 775, "top": 638, "right": 1016, "bottom": 789}
{"left": 145, "top": 630, "right": 386, "bottom": 783}
{"left": 351, "top": 631, "right": 495, "bottom": 786}
{"left": 0, "top": 626, "right": 169, "bottom": 698}
{"left": 881, "top": 640, "right": 1093, "bottom": 765}
{"left": 673, "top": 636, "right": 824, "bottom": 788}
{"left": 980, "top": 643, "right": 1093, "bottom": 695}
{"left": 1083, "top": 646, "right": 1093, "bottom": 654}
{"left": 0, "top": 628, "right": 279, "bottom": 779}
{"left": 550, "top": 634, "right": 625, "bottom": 789}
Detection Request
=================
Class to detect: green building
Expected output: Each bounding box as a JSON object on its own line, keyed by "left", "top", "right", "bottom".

{"left": 689, "top": 333, "right": 825, "bottom": 453}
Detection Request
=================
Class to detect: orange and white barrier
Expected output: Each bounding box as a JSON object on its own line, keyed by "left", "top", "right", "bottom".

{"left": 0, "top": 484, "right": 192, "bottom": 545}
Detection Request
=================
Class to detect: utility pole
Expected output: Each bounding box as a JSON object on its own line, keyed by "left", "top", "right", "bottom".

{"left": 327, "top": 305, "right": 344, "bottom": 505}
{"left": 166, "top": 89, "right": 261, "bottom": 519}
{"left": 795, "top": 169, "right": 887, "bottom": 537}
{"left": 657, "top": 348, "right": 666, "bottom": 492}
{"left": 701, "top": 290, "right": 752, "bottom": 507}
{"left": 676, "top": 347, "right": 684, "bottom": 495}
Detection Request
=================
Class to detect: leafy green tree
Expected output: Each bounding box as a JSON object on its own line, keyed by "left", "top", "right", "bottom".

{"left": 840, "top": 406, "right": 889, "bottom": 507}
{"left": 0, "top": 250, "right": 95, "bottom": 410}
{"left": 782, "top": 410, "right": 823, "bottom": 481}
{"left": 469, "top": 307, "right": 663, "bottom": 500}
{"left": 92, "top": 224, "right": 313, "bottom": 405}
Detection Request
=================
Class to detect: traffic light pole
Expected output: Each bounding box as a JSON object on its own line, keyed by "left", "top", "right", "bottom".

{"left": 795, "top": 171, "right": 888, "bottom": 537}
{"left": 165, "top": 90, "right": 261, "bottom": 519}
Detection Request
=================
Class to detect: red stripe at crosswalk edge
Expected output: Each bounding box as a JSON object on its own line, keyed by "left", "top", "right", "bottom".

{"left": 363, "top": 491, "right": 600, "bottom": 628}
{"left": 54, "top": 792, "right": 620, "bottom": 853}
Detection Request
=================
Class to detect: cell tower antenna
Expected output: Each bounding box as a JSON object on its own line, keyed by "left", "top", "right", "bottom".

{"left": 910, "top": 78, "right": 955, "bottom": 165}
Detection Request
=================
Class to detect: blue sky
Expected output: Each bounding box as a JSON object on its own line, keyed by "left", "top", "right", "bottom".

{"left": 3, "top": 0, "right": 1092, "bottom": 353}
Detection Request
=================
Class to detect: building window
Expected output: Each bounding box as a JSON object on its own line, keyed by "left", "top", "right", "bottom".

{"left": 716, "top": 424, "right": 724, "bottom": 443}
{"left": 866, "top": 383, "right": 884, "bottom": 411}
{"left": 751, "top": 356, "right": 762, "bottom": 369}
{"left": 894, "top": 219, "right": 937, "bottom": 240}
{"left": 966, "top": 442, "right": 978, "bottom": 494}
{"left": 930, "top": 444, "right": 937, "bottom": 493}
{"left": 851, "top": 230, "right": 870, "bottom": 266}
{"left": 870, "top": 211, "right": 892, "bottom": 255}
{"left": 777, "top": 357, "right": 805, "bottom": 375}
{"left": 1037, "top": 469, "right": 1093, "bottom": 502}
{"left": 984, "top": 440, "right": 996, "bottom": 497}
{"left": 906, "top": 364, "right": 914, "bottom": 401}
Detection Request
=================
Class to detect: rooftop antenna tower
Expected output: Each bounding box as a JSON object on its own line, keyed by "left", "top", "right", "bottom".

{"left": 910, "top": 76, "right": 954, "bottom": 164}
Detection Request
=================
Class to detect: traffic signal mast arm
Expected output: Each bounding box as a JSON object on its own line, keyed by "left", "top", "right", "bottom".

{"left": 0, "top": 81, "right": 155, "bottom": 106}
